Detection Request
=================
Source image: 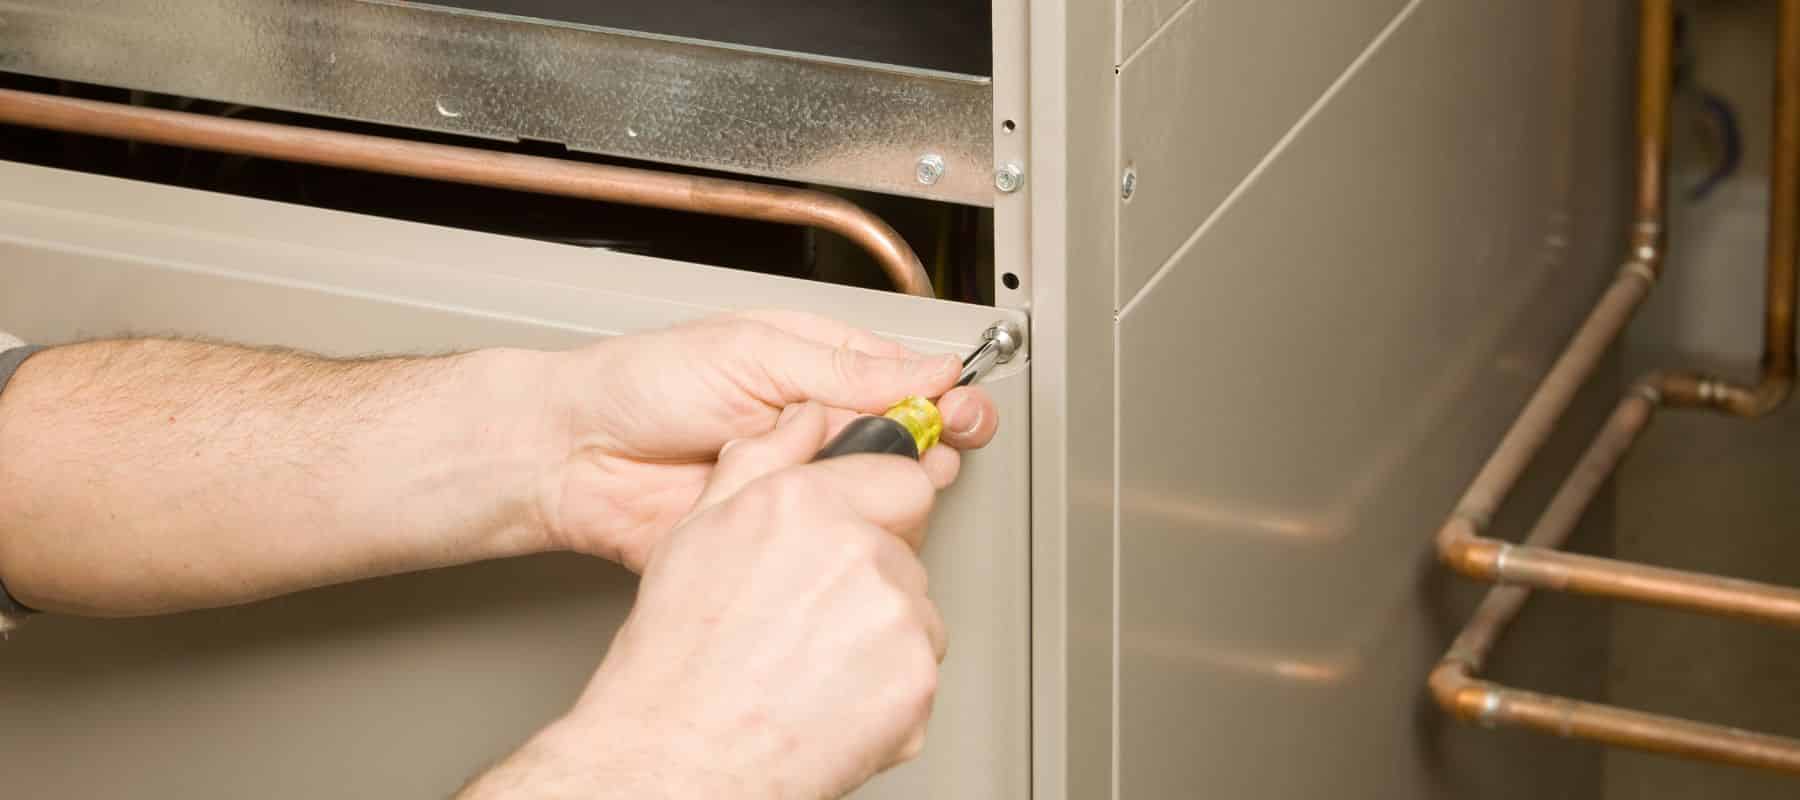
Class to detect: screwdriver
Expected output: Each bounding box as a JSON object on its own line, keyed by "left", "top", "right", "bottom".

{"left": 812, "top": 321, "right": 1024, "bottom": 461}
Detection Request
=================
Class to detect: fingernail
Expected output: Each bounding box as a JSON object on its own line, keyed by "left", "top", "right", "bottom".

{"left": 717, "top": 438, "right": 743, "bottom": 461}
{"left": 943, "top": 396, "right": 983, "bottom": 436}
{"left": 956, "top": 406, "right": 984, "bottom": 436}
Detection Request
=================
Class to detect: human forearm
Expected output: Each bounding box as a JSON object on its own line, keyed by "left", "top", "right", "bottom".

{"left": 456, "top": 716, "right": 720, "bottom": 800}
{"left": 0, "top": 339, "right": 561, "bottom": 615}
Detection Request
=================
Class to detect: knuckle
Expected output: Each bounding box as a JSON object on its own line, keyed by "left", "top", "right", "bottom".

{"left": 874, "top": 587, "right": 913, "bottom": 629}
{"left": 899, "top": 644, "right": 940, "bottom": 705}
{"left": 830, "top": 344, "right": 867, "bottom": 387}
{"left": 915, "top": 646, "right": 940, "bottom": 696}
{"left": 896, "top": 731, "right": 927, "bottom": 763}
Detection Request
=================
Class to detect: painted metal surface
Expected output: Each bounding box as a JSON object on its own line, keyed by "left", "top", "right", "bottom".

{"left": 1024, "top": 0, "right": 1122, "bottom": 796}
{"left": 0, "top": 0, "right": 996, "bottom": 205}
{"left": 1112, "top": 0, "right": 1627, "bottom": 797}
{"left": 427, "top": 0, "right": 995, "bottom": 76}
{"left": 1115, "top": 0, "right": 1408, "bottom": 305}
{"left": 1118, "top": 0, "right": 1185, "bottom": 66}
{"left": 990, "top": 0, "right": 1033, "bottom": 306}
{"left": 0, "top": 162, "right": 1030, "bottom": 798}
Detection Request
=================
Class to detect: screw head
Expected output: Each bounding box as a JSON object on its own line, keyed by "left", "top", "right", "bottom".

{"left": 915, "top": 154, "right": 946, "bottom": 186}
{"left": 1120, "top": 167, "right": 1137, "bottom": 200}
{"left": 994, "top": 163, "right": 1024, "bottom": 193}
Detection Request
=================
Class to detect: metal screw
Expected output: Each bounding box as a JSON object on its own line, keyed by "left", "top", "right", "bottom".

{"left": 915, "top": 154, "right": 946, "bottom": 186}
{"left": 1120, "top": 167, "right": 1137, "bottom": 200}
{"left": 993, "top": 163, "right": 1024, "bottom": 193}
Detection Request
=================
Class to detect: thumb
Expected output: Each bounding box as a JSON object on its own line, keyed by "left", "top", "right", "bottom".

{"left": 754, "top": 326, "right": 962, "bottom": 413}
{"left": 691, "top": 401, "right": 830, "bottom": 512}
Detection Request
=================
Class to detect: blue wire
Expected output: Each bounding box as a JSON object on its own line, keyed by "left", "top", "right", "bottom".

{"left": 1690, "top": 90, "right": 1741, "bottom": 203}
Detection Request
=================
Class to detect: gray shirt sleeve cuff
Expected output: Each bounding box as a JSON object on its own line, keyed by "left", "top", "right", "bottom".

{"left": 0, "top": 342, "right": 47, "bottom": 627}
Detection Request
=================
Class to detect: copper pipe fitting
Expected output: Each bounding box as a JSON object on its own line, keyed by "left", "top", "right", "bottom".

{"left": 1439, "top": 374, "right": 1800, "bottom": 627}
{"left": 1430, "top": 662, "right": 1800, "bottom": 773}
{"left": 1656, "top": 0, "right": 1799, "bottom": 416}
{"left": 1434, "top": 379, "right": 1800, "bottom": 772}
{"left": 1430, "top": 0, "right": 1800, "bottom": 773}
{"left": 0, "top": 88, "right": 935, "bottom": 297}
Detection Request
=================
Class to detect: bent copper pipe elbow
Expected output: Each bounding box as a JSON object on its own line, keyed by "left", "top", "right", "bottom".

{"left": 0, "top": 88, "right": 936, "bottom": 297}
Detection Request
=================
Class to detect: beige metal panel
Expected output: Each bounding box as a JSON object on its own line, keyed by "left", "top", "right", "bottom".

{"left": 993, "top": 0, "right": 1034, "bottom": 305}
{"left": 0, "top": 162, "right": 1030, "bottom": 799}
{"left": 1026, "top": 0, "right": 1122, "bottom": 796}
{"left": 1115, "top": 0, "right": 1408, "bottom": 306}
{"left": 1115, "top": 0, "right": 1624, "bottom": 797}
{"left": 1119, "top": 0, "right": 1186, "bottom": 65}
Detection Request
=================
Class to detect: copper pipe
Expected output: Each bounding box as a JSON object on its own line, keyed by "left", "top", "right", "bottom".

{"left": 1444, "top": 375, "right": 1800, "bottom": 626}
{"left": 0, "top": 88, "right": 934, "bottom": 297}
{"left": 1435, "top": 264, "right": 1654, "bottom": 570}
{"left": 1432, "top": 378, "right": 1800, "bottom": 771}
{"left": 1431, "top": 0, "right": 1800, "bottom": 771}
{"left": 1432, "top": 1, "right": 1671, "bottom": 546}
{"left": 1519, "top": 382, "right": 1658, "bottom": 551}
{"left": 1496, "top": 545, "right": 1800, "bottom": 624}
{"left": 1438, "top": 0, "right": 1800, "bottom": 620}
{"left": 1630, "top": 0, "right": 1676, "bottom": 271}
{"left": 1658, "top": 0, "right": 1799, "bottom": 415}
{"left": 1430, "top": 665, "right": 1800, "bottom": 773}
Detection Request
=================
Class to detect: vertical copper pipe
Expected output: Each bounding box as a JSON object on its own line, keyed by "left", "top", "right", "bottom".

{"left": 1631, "top": 0, "right": 1676, "bottom": 271}
{"left": 0, "top": 88, "right": 936, "bottom": 297}
{"left": 1760, "top": 0, "right": 1800, "bottom": 398}
{"left": 1661, "top": 0, "right": 1799, "bottom": 414}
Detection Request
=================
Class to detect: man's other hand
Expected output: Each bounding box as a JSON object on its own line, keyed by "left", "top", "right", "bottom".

{"left": 462, "top": 402, "right": 947, "bottom": 798}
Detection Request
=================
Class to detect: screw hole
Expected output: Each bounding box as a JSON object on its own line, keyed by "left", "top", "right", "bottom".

{"left": 1002, "top": 272, "right": 1021, "bottom": 290}
{"left": 1001, "top": 119, "right": 1016, "bottom": 134}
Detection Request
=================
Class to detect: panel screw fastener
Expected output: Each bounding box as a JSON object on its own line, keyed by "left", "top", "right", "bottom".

{"left": 916, "top": 154, "right": 946, "bottom": 186}
{"left": 1121, "top": 167, "right": 1138, "bottom": 200}
{"left": 994, "top": 163, "right": 1024, "bottom": 193}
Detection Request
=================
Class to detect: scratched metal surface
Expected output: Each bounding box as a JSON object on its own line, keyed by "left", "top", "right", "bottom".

{"left": 0, "top": 0, "right": 995, "bottom": 205}
{"left": 427, "top": 0, "right": 993, "bottom": 76}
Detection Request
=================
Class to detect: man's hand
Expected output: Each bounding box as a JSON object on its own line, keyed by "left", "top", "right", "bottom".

{"left": 461, "top": 402, "right": 947, "bottom": 799}
{"left": 538, "top": 311, "right": 999, "bottom": 571}
{"left": 0, "top": 310, "right": 997, "bottom": 617}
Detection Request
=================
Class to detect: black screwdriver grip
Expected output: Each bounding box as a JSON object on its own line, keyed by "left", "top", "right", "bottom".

{"left": 811, "top": 415, "right": 921, "bottom": 461}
